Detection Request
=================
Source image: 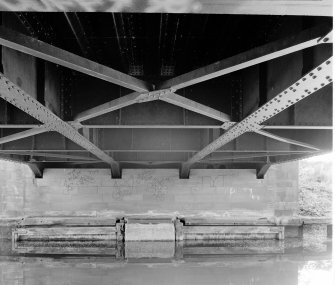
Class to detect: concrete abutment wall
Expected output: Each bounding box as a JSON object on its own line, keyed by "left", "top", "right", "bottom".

{"left": 1, "top": 161, "right": 301, "bottom": 239}
{"left": 0, "top": 163, "right": 299, "bottom": 218}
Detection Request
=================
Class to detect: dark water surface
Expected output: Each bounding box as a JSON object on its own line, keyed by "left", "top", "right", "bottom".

{"left": 0, "top": 225, "right": 332, "bottom": 285}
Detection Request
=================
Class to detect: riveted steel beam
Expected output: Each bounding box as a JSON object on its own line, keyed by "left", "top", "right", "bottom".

{"left": 0, "top": 73, "right": 121, "bottom": 178}
{"left": 0, "top": 124, "right": 44, "bottom": 128}
{"left": 318, "top": 30, "right": 333, "bottom": 44}
{"left": 0, "top": 124, "right": 332, "bottom": 130}
{"left": 64, "top": 12, "right": 92, "bottom": 58}
{"left": 159, "top": 25, "right": 331, "bottom": 91}
{"left": 161, "top": 93, "right": 231, "bottom": 122}
{"left": 0, "top": 128, "right": 48, "bottom": 145}
{"left": 74, "top": 89, "right": 231, "bottom": 123}
{"left": 74, "top": 92, "right": 143, "bottom": 122}
{"left": 0, "top": 149, "right": 313, "bottom": 155}
{"left": 73, "top": 89, "right": 174, "bottom": 122}
{"left": 0, "top": 26, "right": 150, "bottom": 92}
{"left": 254, "top": 129, "right": 320, "bottom": 151}
{"left": 202, "top": 151, "right": 315, "bottom": 163}
{"left": 261, "top": 125, "right": 333, "bottom": 130}
{"left": 180, "top": 57, "right": 333, "bottom": 178}
{"left": 0, "top": 151, "right": 98, "bottom": 161}
{"left": 271, "top": 151, "right": 327, "bottom": 165}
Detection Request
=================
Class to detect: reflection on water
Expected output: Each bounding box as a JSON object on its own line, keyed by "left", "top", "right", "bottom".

{"left": 0, "top": 228, "right": 332, "bottom": 285}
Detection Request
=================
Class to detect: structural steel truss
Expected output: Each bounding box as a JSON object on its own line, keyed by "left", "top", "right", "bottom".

{"left": 0, "top": 74, "right": 121, "bottom": 178}
{"left": 0, "top": 20, "right": 332, "bottom": 178}
{"left": 180, "top": 57, "right": 333, "bottom": 177}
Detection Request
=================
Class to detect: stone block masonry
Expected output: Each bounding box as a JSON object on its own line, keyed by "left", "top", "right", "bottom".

{"left": 0, "top": 161, "right": 299, "bottom": 219}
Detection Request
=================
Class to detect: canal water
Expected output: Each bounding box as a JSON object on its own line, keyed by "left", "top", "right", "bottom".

{"left": 0, "top": 225, "right": 332, "bottom": 285}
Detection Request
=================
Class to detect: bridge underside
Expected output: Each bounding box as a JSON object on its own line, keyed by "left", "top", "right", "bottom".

{"left": 0, "top": 2, "right": 333, "bottom": 244}
{"left": 0, "top": 10, "right": 332, "bottom": 179}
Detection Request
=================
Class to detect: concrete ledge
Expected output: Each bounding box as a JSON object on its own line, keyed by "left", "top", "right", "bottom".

{"left": 18, "top": 217, "right": 117, "bottom": 227}
{"left": 13, "top": 241, "right": 117, "bottom": 255}
{"left": 180, "top": 225, "right": 284, "bottom": 240}
{"left": 125, "top": 223, "right": 175, "bottom": 241}
{"left": 13, "top": 227, "right": 117, "bottom": 242}
{"left": 2, "top": 216, "right": 332, "bottom": 242}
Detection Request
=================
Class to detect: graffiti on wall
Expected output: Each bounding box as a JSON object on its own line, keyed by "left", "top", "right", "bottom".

{"left": 0, "top": 0, "right": 202, "bottom": 12}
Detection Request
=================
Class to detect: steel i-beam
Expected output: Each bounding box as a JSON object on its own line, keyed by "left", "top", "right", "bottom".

{"left": 254, "top": 129, "right": 320, "bottom": 151}
{"left": 0, "top": 128, "right": 48, "bottom": 145}
{"left": 74, "top": 88, "right": 231, "bottom": 124}
{"left": 180, "top": 57, "right": 333, "bottom": 178}
{"left": 159, "top": 25, "right": 331, "bottom": 91}
{"left": 0, "top": 73, "right": 121, "bottom": 178}
{"left": 0, "top": 26, "right": 150, "bottom": 92}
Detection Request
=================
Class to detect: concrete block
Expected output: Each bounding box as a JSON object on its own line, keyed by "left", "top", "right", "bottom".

{"left": 275, "top": 202, "right": 299, "bottom": 210}
{"left": 125, "top": 223, "right": 175, "bottom": 241}
{"left": 274, "top": 209, "right": 294, "bottom": 216}
{"left": 276, "top": 181, "right": 293, "bottom": 187}
{"left": 125, "top": 241, "right": 175, "bottom": 258}
{"left": 116, "top": 221, "right": 125, "bottom": 241}
{"left": 1, "top": 166, "right": 299, "bottom": 220}
{"left": 70, "top": 193, "right": 103, "bottom": 204}
{"left": 65, "top": 186, "right": 99, "bottom": 195}
{"left": 85, "top": 202, "right": 110, "bottom": 210}
{"left": 284, "top": 225, "right": 303, "bottom": 238}
{"left": 0, "top": 225, "right": 13, "bottom": 239}
{"left": 175, "top": 219, "right": 184, "bottom": 241}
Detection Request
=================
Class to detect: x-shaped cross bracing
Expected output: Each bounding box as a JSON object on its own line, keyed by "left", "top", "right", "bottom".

{"left": 0, "top": 24, "right": 332, "bottom": 178}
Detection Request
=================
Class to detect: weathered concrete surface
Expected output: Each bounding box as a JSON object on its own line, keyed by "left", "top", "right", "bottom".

{"left": 125, "top": 241, "right": 175, "bottom": 258}
{"left": 14, "top": 227, "right": 116, "bottom": 241}
{"left": 125, "top": 223, "right": 175, "bottom": 241}
{"left": 284, "top": 225, "right": 303, "bottom": 238}
{"left": 180, "top": 225, "right": 284, "bottom": 240}
{"left": 0, "top": 161, "right": 299, "bottom": 219}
